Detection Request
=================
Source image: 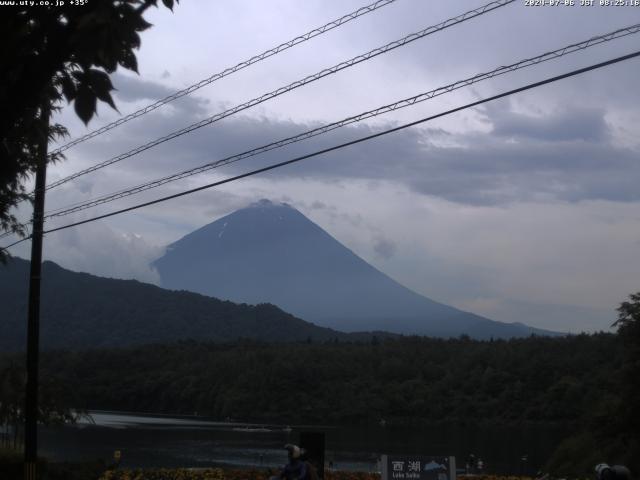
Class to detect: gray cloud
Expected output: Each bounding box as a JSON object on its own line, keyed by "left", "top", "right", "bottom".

{"left": 112, "top": 72, "right": 175, "bottom": 102}
{"left": 42, "top": 222, "right": 164, "bottom": 284}
{"left": 111, "top": 72, "right": 209, "bottom": 116}
{"left": 310, "top": 200, "right": 328, "bottom": 210}
{"left": 456, "top": 296, "right": 616, "bottom": 333}
{"left": 373, "top": 237, "right": 397, "bottom": 260}
{"left": 486, "top": 101, "right": 610, "bottom": 142}
{"left": 34, "top": 2, "right": 640, "bottom": 334}
{"left": 52, "top": 78, "right": 640, "bottom": 215}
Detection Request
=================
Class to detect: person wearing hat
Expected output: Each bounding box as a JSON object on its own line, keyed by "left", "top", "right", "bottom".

{"left": 273, "top": 444, "right": 316, "bottom": 480}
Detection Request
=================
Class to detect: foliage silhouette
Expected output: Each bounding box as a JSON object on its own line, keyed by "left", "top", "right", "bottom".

{"left": 0, "top": 0, "right": 178, "bottom": 256}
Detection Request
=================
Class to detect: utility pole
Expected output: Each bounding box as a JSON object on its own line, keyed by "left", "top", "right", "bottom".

{"left": 24, "top": 102, "right": 50, "bottom": 480}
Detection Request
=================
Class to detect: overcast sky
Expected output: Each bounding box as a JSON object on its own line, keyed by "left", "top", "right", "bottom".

{"left": 7, "top": 0, "right": 640, "bottom": 332}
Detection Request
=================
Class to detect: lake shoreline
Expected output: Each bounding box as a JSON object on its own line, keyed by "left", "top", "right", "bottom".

{"left": 35, "top": 411, "right": 566, "bottom": 475}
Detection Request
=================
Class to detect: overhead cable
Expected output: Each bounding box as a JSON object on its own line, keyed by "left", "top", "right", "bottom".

{"left": 44, "top": 0, "right": 515, "bottom": 191}
{"left": 49, "top": 0, "right": 399, "bottom": 156}
{"left": 0, "top": 49, "right": 627, "bottom": 248}
{"left": 1, "top": 236, "right": 31, "bottom": 251}
{"left": 43, "top": 23, "right": 640, "bottom": 219}
{"left": 3, "top": 49, "right": 638, "bottom": 253}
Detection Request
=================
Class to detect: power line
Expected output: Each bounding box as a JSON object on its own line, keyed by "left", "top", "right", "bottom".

{"left": 3, "top": 50, "right": 628, "bottom": 245}
{"left": 3, "top": 50, "right": 637, "bottom": 252}
{"left": 1, "top": 235, "right": 31, "bottom": 251}
{"left": 42, "top": 23, "right": 640, "bottom": 219}
{"left": 0, "top": 0, "right": 517, "bottom": 238}
{"left": 48, "top": 0, "right": 399, "bottom": 156}
{"left": 44, "top": 0, "right": 515, "bottom": 191}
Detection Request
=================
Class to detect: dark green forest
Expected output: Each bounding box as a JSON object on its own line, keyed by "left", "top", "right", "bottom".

{"left": 2, "top": 291, "right": 638, "bottom": 475}
{"left": 2, "top": 330, "right": 639, "bottom": 473}
{"left": 0, "top": 334, "right": 622, "bottom": 424}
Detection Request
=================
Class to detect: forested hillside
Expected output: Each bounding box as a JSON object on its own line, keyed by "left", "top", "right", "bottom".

{"left": 0, "top": 257, "right": 356, "bottom": 350}
{"left": 7, "top": 333, "right": 620, "bottom": 425}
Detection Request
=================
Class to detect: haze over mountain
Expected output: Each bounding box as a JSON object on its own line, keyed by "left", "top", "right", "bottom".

{"left": 154, "top": 200, "right": 557, "bottom": 338}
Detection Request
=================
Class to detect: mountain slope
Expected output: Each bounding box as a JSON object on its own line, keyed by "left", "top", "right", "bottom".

{"left": 153, "top": 200, "right": 557, "bottom": 338}
{"left": 0, "top": 257, "right": 353, "bottom": 352}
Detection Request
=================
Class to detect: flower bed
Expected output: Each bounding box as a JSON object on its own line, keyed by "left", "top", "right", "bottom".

{"left": 99, "top": 468, "right": 226, "bottom": 480}
{"left": 99, "top": 469, "right": 547, "bottom": 480}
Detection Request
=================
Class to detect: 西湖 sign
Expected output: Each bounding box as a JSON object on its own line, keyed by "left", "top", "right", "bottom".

{"left": 381, "top": 456, "right": 456, "bottom": 480}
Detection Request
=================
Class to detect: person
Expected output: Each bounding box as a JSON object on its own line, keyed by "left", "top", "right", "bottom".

{"left": 466, "top": 454, "right": 476, "bottom": 474}
{"left": 595, "top": 464, "right": 632, "bottom": 480}
{"left": 273, "top": 444, "right": 317, "bottom": 480}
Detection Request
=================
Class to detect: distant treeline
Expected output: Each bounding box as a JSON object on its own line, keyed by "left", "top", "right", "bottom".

{"left": 1, "top": 333, "right": 621, "bottom": 426}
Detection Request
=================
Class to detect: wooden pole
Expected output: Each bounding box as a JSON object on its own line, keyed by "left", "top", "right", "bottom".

{"left": 24, "top": 102, "right": 49, "bottom": 480}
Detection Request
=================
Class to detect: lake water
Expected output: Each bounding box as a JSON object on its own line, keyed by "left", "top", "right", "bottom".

{"left": 38, "top": 411, "right": 568, "bottom": 474}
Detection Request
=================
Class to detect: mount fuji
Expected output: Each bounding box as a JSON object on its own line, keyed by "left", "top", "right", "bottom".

{"left": 153, "top": 199, "right": 557, "bottom": 339}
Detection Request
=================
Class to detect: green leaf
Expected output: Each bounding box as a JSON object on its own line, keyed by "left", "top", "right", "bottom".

{"left": 74, "top": 88, "right": 97, "bottom": 125}
{"left": 96, "top": 89, "right": 117, "bottom": 111}
{"left": 119, "top": 50, "right": 138, "bottom": 73}
{"left": 86, "top": 69, "right": 115, "bottom": 108}
{"left": 121, "top": 6, "right": 153, "bottom": 33}
{"left": 60, "top": 74, "right": 77, "bottom": 102}
{"left": 135, "top": 17, "right": 153, "bottom": 32}
{"left": 96, "top": 48, "right": 119, "bottom": 73}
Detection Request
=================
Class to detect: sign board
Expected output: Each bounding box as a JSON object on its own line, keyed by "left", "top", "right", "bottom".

{"left": 300, "top": 431, "right": 325, "bottom": 480}
{"left": 381, "top": 455, "right": 456, "bottom": 480}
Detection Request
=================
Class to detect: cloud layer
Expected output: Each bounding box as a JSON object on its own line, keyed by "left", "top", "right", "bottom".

{"left": 6, "top": 0, "right": 639, "bottom": 333}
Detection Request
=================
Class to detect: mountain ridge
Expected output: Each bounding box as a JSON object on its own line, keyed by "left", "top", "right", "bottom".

{"left": 0, "top": 256, "right": 376, "bottom": 352}
{"left": 153, "top": 199, "right": 560, "bottom": 339}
